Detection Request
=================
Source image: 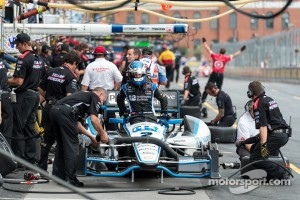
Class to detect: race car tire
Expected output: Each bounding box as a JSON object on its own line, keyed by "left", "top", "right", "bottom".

{"left": 209, "top": 126, "right": 237, "bottom": 143}
{"left": 180, "top": 106, "right": 202, "bottom": 119}
{"left": 240, "top": 156, "right": 256, "bottom": 175}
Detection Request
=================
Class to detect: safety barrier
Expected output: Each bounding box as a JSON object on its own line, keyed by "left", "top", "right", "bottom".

{"left": 225, "top": 67, "right": 300, "bottom": 84}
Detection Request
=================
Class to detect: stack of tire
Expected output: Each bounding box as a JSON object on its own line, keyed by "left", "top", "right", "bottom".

{"left": 208, "top": 126, "right": 237, "bottom": 143}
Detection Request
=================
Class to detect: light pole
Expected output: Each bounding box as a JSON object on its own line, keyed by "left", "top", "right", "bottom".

{"left": 0, "top": 0, "right": 4, "bottom": 50}
{"left": 295, "top": 49, "right": 299, "bottom": 68}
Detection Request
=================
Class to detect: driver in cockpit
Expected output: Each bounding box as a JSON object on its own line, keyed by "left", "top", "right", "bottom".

{"left": 116, "top": 60, "right": 169, "bottom": 126}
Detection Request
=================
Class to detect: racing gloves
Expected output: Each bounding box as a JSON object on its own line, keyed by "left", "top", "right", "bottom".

{"left": 181, "top": 99, "right": 188, "bottom": 106}
{"left": 235, "top": 140, "right": 245, "bottom": 148}
{"left": 158, "top": 114, "right": 170, "bottom": 128}
{"left": 240, "top": 45, "right": 246, "bottom": 52}
{"left": 95, "top": 134, "right": 109, "bottom": 144}
{"left": 260, "top": 142, "right": 269, "bottom": 159}
{"left": 235, "top": 134, "right": 260, "bottom": 148}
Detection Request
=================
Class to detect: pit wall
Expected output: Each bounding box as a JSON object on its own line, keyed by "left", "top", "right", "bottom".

{"left": 225, "top": 67, "right": 300, "bottom": 84}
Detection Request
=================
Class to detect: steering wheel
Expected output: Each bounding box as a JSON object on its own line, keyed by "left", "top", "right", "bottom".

{"left": 116, "top": 123, "right": 127, "bottom": 135}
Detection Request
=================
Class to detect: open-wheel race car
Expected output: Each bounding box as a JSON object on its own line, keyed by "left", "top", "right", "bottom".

{"left": 79, "top": 115, "right": 221, "bottom": 182}
{"left": 77, "top": 90, "right": 221, "bottom": 182}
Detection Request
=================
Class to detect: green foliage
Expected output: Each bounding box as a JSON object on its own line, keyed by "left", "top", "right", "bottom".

{"left": 178, "top": 46, "right": 187, "bottom": 56}
{"left": 193, "top": 45, "right": 202, "bottom": 60}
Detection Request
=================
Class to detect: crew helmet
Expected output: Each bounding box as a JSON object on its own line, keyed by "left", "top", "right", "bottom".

{"left": 128, "top": 60, "right": 147, "bottom": 86}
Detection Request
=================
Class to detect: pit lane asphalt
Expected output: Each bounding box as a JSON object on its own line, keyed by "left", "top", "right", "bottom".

{"left": 1, "top": 75, "right": 299, "bottom": 200}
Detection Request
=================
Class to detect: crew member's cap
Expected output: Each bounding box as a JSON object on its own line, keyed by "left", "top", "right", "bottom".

{"left": 41, "top": 44, "right": 51, "bottom": 53}
{"left": 142, "top": 47, "right": 153, "bottom": 55}
{"left": 93, "top": 46, "right": 107, "bottom": 55}
{"left": 123, "top": 45, "right": 129, "bottom": 50}
{"left": 182, "top": 66, "right": 191, "bottom": 74}
{"left": 60, "top": 43, "right": 70, "bottom": 52}
{"left": 13, "top": 32, "right": 31, "bottom": 44}
{"left": 56, "top": 42, "right": 63, "bottom": 47}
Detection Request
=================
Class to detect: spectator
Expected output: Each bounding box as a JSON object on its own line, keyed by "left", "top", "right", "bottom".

{"left": 158, "top": 44, "right": 175, "bottom": 89}
{"left": 174, "top": 48, "right": 182, "bottom": 83}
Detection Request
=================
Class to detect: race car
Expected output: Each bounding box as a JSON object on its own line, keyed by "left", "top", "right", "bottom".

{"left": 78, "top": 114, "right": 221, "bottom": 182}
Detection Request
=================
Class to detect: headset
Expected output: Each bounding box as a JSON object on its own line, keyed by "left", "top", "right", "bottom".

{"left": 247, "top": 89, "right": 253, "bottom": 98}
{"left": 247, "top": 81, "right": 265, "bottom": 99}
{"left": 32, "top": 45, "right": 38, "bottom": 53}
{"left": 41, "top": 44, "right": 49, "bottom": 54}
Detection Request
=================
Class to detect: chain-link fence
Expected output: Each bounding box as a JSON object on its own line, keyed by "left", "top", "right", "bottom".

{"left": 212, "top": 28, "right": 300, "bottom": 69}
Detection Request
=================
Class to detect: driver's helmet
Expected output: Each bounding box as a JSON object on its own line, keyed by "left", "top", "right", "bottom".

{"left": 128, "top": 60, "right": 147, "bottom": 86}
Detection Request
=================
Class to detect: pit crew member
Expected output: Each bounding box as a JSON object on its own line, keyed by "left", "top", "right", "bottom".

{"left": 8, "top": 32, "right": 47, "bottom": 167}
{"left": 50, "top": 87, "right": 108, "bottom": 187}
{"left": 205, "top": 82, "right": 236, "bottom": 127}
{"left": 248, "top": 81, "right": 290, "bottom": 180}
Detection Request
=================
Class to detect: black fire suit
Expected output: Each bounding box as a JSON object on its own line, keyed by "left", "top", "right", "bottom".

{"left": 11, "top": 51, "right": 46, "bottom": 164}
{"left": 52, "top": 52, "right": 67, "bottom": 68}
{"left": 117, "top": 81, "right": 168, "bottom": 124}
{"left": 215, "top": 90, "right": 236, "bottom": 127}
{"left": 0, "top": 59, "right": 13, "bottom": 146}
{"left": 183, "top": 75, "right": 200, "bottom": 106}
{"left": 250, "top": 93, "right": 289, "bottom": 180}
{"left": 50, "top": 91, "right": 103, "bottom": 181}
{"left": 38, "top": 65, "right": 78, "bottom": 171}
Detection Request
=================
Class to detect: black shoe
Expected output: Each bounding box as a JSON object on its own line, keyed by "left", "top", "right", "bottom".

{"left": 282, "top": 168, "right": 292, "bottom": 180}
{"left": 12, "top": 168, "right": 20, "bottom": 174}
{"left": 278, "top": 168, "right": 292, "bottom": 185}
{"left": 67, "top": 177, "right": 84, "bottom": 187}
{"left": 201, "top": 107, "right": 208, "bottom": 118}
{"left": 17, "top": 163, "right": 26, "bottom": 171}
